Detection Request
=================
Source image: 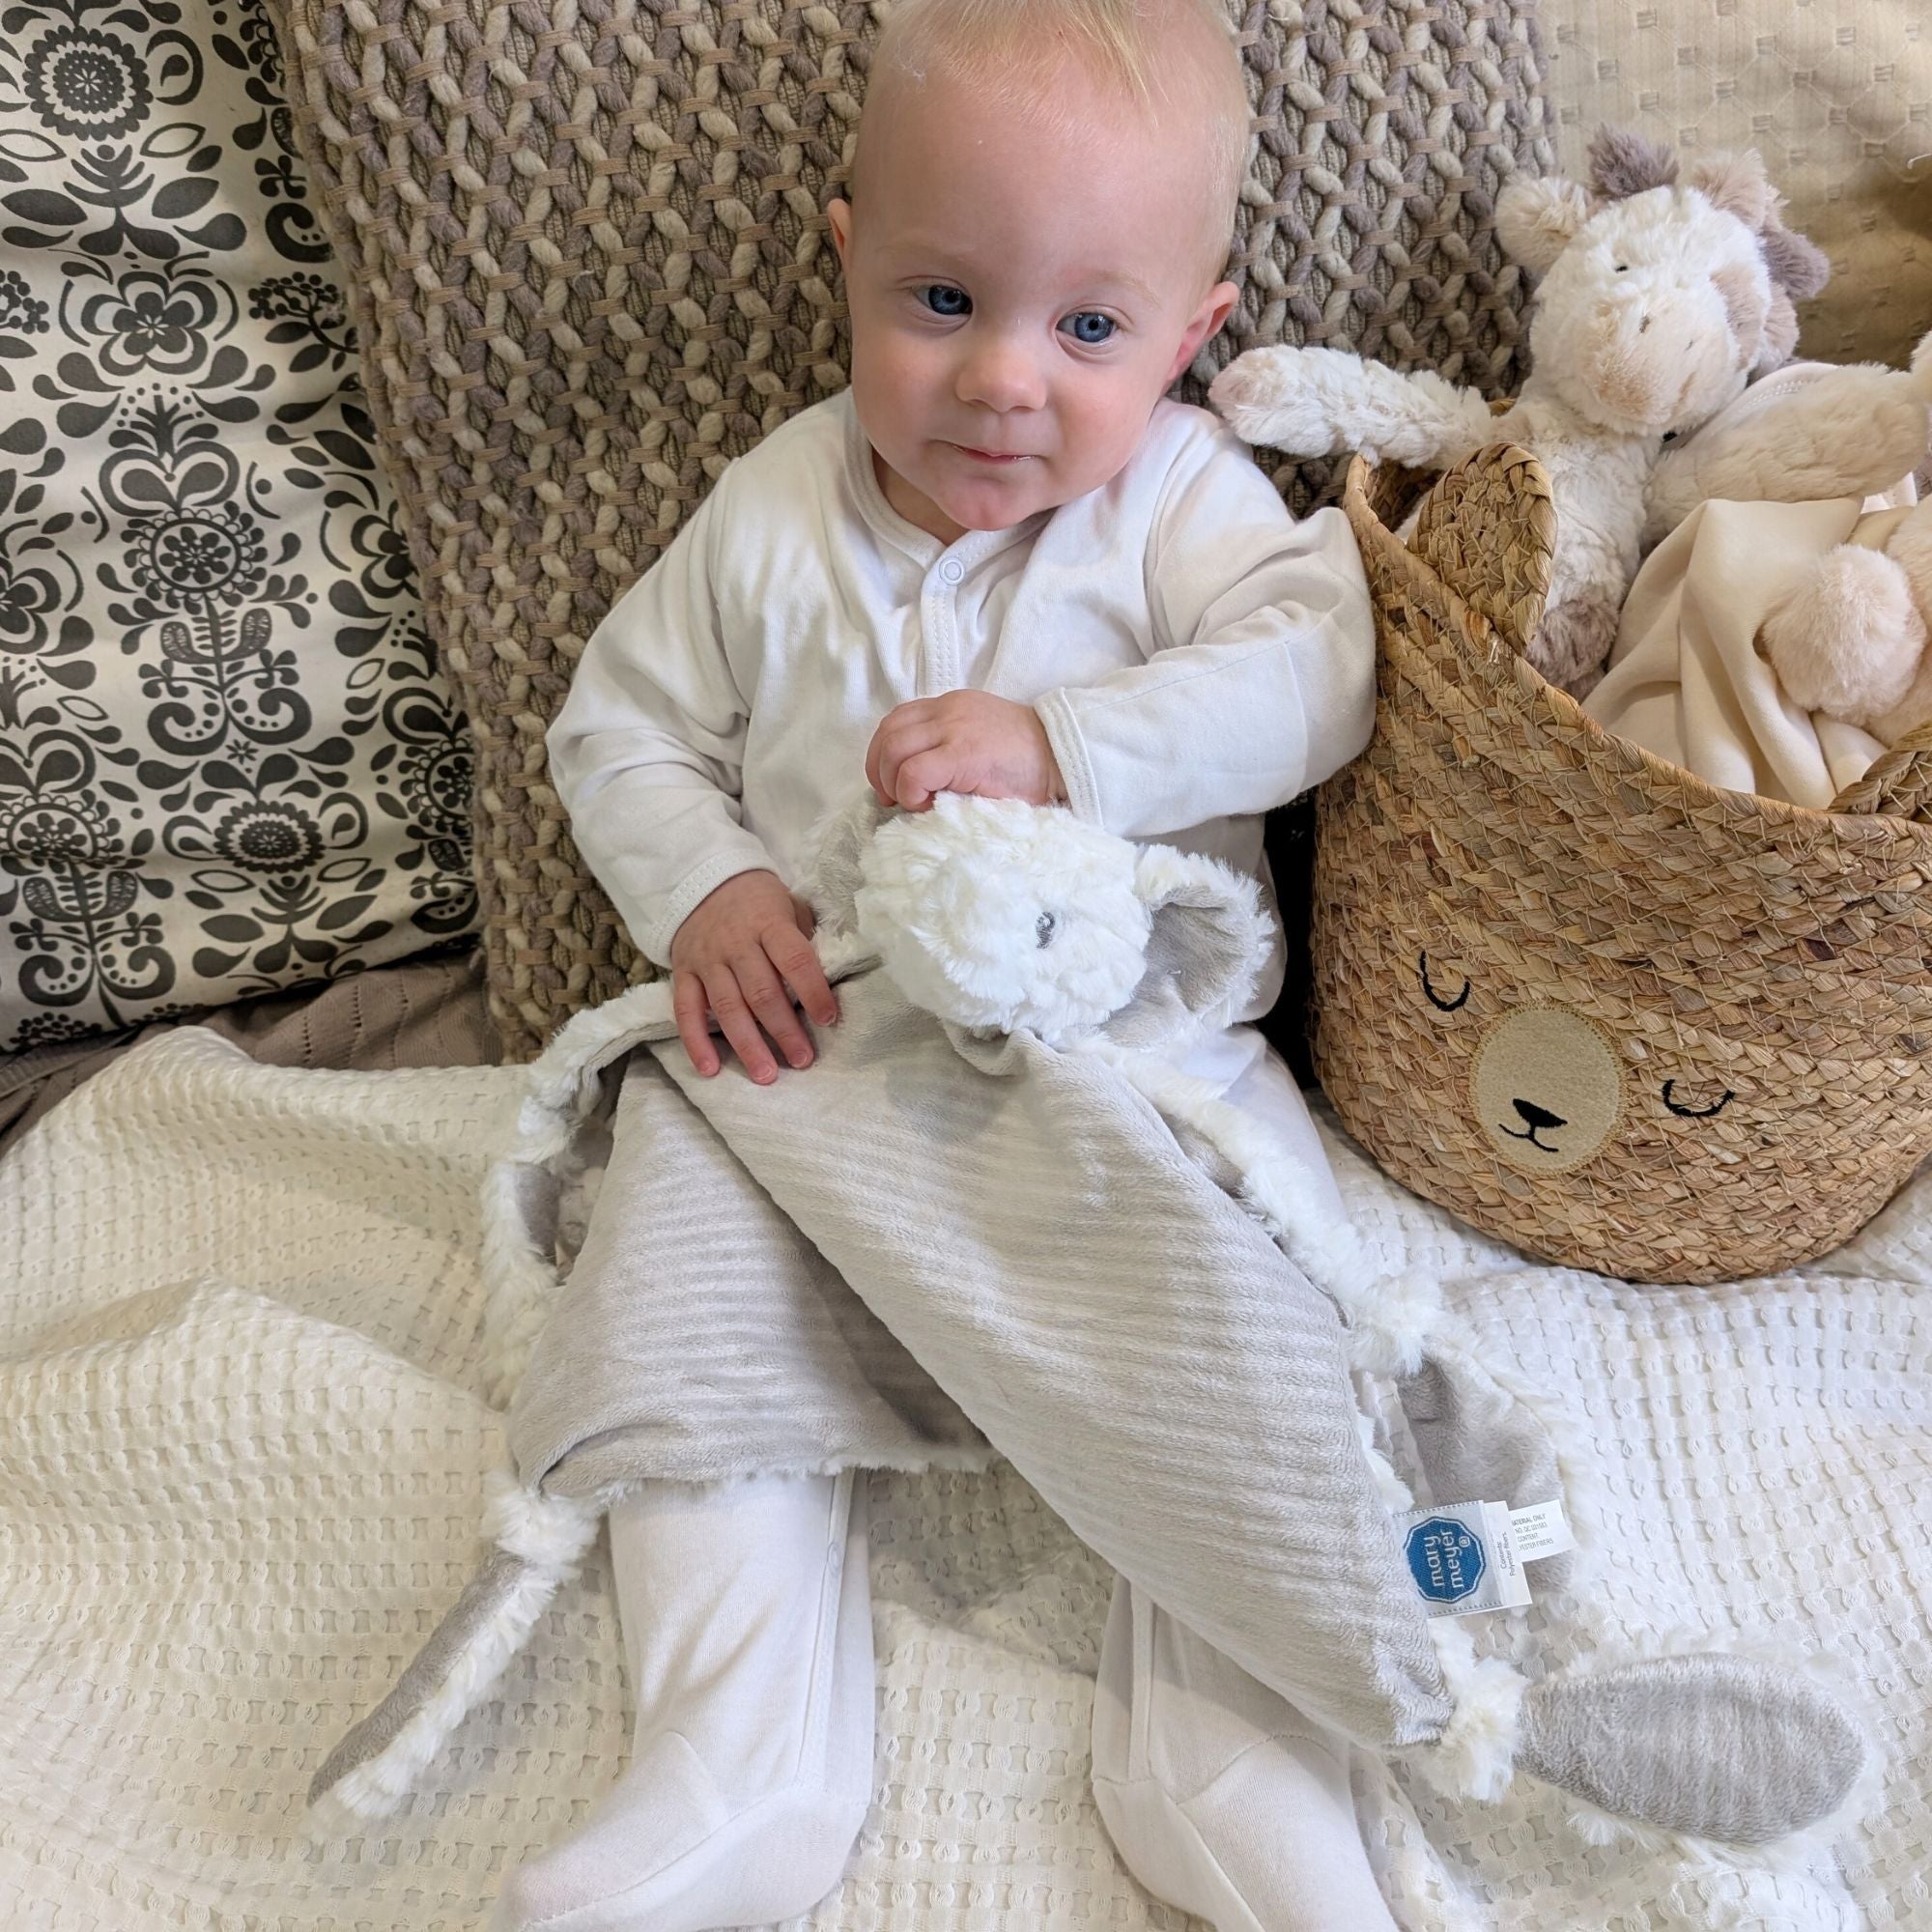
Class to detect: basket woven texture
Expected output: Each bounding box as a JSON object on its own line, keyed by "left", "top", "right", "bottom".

{"left": 1317, "top": 445, "right": 1932, "bottom": 1284}
{"left": 271, "top": 0, "right": 1551, "bottom": 1057}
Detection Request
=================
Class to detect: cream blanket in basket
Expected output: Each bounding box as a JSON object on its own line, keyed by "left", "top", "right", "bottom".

{"left": 1585, "top": 496, "right": 1918, "bottom": 808}
{"left": 3, "top": 1031, "right": 1930, "bottom": 1932}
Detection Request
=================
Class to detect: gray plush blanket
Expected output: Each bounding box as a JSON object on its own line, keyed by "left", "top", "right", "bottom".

{"left": 512, "top": 967, "right": 1448, "bottom": 1752}
{"left": 310, "top": 800, "right": 1872, "bottom": 1857}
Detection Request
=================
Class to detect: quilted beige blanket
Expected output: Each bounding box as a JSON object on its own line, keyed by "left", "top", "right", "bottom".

{"left": 2, "top": 1031, "right": 1928, "bottom": 1930}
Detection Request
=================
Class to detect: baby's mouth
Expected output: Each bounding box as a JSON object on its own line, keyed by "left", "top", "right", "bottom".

{"left": 951, "top": 443, "right": 1033, "bottom": 465}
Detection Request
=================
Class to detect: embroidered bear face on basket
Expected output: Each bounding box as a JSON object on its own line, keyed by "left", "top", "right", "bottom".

{"left": 1309, "top": 445, "right": 1932, "bottom": 1285}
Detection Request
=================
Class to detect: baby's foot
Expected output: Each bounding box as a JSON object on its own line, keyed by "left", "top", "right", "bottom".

{"left": 493, "top": 1472, "right": 875, "bottom": 1932}
{"left": 491, "top": 1723, "right": 868, "bottom": 1932}
{"left": 1091, "top": 1579, "right": 1398, "bottom": 1932}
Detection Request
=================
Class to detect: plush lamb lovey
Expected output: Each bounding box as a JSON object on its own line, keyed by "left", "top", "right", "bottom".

{"left": 1210, "top": 129, "right": 1830, "bottom": 696}
{"left": 316, "top": 792, "right": 1876, "bottom": 1866}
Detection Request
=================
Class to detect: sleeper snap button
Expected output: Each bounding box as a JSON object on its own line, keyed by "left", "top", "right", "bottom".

{"left": 939, "top": 556, "right": 964, "bottom": 584}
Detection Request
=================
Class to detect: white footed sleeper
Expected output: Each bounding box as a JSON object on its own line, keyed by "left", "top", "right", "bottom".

{"left": 1093, "top": 1579, "right": 1400, "bottom": 1932}
{"left": 491, "top": 1472, "right": 874, "bottom": 1932}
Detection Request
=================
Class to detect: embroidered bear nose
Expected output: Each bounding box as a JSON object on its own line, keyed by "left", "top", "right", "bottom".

{"left": 1513, "top": 1098, "right": 1567, "bottom": 1133}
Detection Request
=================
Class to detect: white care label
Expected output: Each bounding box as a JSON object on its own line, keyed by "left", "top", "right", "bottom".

{"left": 1506, "top": 1497, "right": 1577, "bottom": 1564}
{"left": 1393, "top": 1496, "right": 1573, "bottom": 1619}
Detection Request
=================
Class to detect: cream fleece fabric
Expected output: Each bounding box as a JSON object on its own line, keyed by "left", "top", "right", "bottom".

{"left": 1585, "top": 361, "right": 1923, "bottom": 806}
{"left": 546, "top": 391, "right": 1376, "bottom": 986}
{"left": 1584, "top": 496, "right": 1914, "bottom": 806}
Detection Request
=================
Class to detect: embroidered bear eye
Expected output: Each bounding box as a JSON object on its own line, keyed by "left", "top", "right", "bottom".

{"left": 1036, "top": 911, "right": 1058, "bottom": 949}
{"left": 1418, "top": 951, "right": 1470, "bottom": 1013}
{"left": 1662, "top": 1081, "right": 1734, "bottom": 1120}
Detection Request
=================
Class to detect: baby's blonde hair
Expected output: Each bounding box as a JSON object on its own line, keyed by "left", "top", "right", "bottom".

{"left": 861, "top": 0, "right": 1252, "bottom": 279}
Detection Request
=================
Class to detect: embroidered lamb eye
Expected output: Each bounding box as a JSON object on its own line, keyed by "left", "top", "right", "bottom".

{"left": 1615, "top": 263, "right": 1629, "bottom": 272}
{"left": 1662, "top": 1080, "right": 1734, "bottom": 1120}
{"left": 1036, "top": 910, "right": 1058, "bottom": 949}
{"left": 1418, "top": 951, "right": 1470, "bottom": 1013}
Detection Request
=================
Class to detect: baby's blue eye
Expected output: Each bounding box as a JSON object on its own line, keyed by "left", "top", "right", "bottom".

{"left": 1060, "top": 311, "right": 1117, "bottom": 346}
{"left": 919, "top": 285, "right": 971, "bottom": 317}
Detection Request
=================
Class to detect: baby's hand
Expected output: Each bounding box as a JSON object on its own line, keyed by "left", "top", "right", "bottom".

{"left": 668, "top": 870, "right": 838, "bottom": 1084}
{"left": 866, "top": 692, "right": 1065, "bottom": 811}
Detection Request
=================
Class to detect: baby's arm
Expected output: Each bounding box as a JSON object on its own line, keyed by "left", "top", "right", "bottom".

{"left": 549, "top": 489, "right": 835, "bottom": 1082}
{"left": 1034, "top": 428, "right": 1377, "bottom": 838}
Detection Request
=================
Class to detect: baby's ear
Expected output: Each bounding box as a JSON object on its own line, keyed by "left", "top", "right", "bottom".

{"left": 1100, "top": 848, "right": 1270, "bottom": 1052}
{"left": 1495, "top": 173, "right": 1594, "bottom": 274}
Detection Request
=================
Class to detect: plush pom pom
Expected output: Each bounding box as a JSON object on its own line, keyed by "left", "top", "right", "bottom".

{"left": 1763, "top": 547, "right": 1926, "bottom": 729}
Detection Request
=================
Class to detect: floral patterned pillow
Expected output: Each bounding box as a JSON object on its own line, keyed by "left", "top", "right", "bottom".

{"left": 0, "top": 0, "right": 474, "bottom": 1052}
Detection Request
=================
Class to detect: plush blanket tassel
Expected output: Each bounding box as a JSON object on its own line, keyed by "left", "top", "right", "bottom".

{"left": 306, "top": 1472, "right": 603, "bottom": 1825}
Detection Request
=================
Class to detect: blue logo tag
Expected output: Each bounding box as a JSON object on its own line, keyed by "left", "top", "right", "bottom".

{"left": 1406, "top": 1515, "right": 1487, "bottom": 1604}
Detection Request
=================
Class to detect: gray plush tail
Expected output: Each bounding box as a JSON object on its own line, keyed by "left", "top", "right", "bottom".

{"left": 307, "top": 1476, "right": 602, "bottom": 1822}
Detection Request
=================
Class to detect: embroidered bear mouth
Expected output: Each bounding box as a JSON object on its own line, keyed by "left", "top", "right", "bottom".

{"left": 1498, "top": 1097, "right": 1569, "bottom": 1151}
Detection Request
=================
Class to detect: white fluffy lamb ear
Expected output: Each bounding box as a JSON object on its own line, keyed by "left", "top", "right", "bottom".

{"left": 1100, "top": 848, "right": 1272, "bottom": 1052}
{"left": 1494, "top": 173, "right": 1594, "bottom": 274}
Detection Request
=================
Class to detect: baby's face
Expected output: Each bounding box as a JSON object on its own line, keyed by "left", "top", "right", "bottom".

{"left": 830, "top": 63, "right": 1236, "bottom": 542}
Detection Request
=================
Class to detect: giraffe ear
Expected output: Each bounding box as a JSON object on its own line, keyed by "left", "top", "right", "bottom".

{"left": 1495, "top": 174, "right": 1594, "bottom": 274}
{"left": 1684, "top": 149, "right": 1775, "bottom": 229}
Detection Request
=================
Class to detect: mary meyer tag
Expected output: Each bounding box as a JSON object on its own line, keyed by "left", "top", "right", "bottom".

{"left": 1395, "top": 1500, "right": 1532, "bottom": 1618}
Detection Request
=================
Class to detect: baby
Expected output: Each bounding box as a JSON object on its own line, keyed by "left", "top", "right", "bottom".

{"left": 501, "top": 2, "right": 1390, "bottom": 1929}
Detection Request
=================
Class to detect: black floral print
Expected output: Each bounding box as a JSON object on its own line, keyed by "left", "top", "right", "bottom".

{"left": 0, "top": 0, "right": 473, "bottom": 1046}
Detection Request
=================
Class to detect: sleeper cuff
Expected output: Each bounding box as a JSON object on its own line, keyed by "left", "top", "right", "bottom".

{"left": 1035, "top": 691, "right": 1103, "bottom": 828}
{"left": 640, "top": 842, "right": 781, "bottom": 968}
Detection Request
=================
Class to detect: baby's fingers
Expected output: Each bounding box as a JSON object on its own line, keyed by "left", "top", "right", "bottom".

{"left": 872, "top": 712, "right": 941, "bottom": 809}
{"left": 735, "top": 950, "right": 814, "bottom": 1072}
{"left": 705, "top": 967, "right": 781, "bottom": 1086}
{"left": 892, "top": 747, "right": 952, "bottom": 810}
{"left": 672, "top": 968, "right": 720, "bottom": 1076}
{"left": 769, "top": 922, "right": 838, "bottom": 1029}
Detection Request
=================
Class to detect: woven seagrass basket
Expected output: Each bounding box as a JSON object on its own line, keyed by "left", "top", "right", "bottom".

{"left": 1313, "top": 444, "right": 1932, "bottom": 1284}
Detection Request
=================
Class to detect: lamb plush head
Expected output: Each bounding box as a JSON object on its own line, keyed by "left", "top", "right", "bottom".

{"left": 836, "top": 793, "right": 1271, "bottom": 1052}
{"left": 1496, "top": 133, "right": 1811, "bottom": 440}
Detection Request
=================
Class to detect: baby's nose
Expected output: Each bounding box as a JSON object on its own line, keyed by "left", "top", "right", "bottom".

{"left": 956, "top": 337, "right": 1046, "bottom": 413}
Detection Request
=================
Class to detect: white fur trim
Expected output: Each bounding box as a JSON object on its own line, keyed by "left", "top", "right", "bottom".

{"left": 315, "top": 1552, "right": 582, "bottom": 1822}
{"left": 309, "top": 1476, "right": 605, "bottom": 1825}
{"left": 1406, "top": 1620, "right": 1528, "bottom": 1804}
{"left": 1354, "top": 1407, "right": 1420, "bottom": 1511}
{"left": 484, "top": 1469, "right": 603, "bottom": 1569}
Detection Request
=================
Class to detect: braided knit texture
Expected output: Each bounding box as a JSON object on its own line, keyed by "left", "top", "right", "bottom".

{"left": 272, "top": 0, "right": 1551, "bottom": 1058}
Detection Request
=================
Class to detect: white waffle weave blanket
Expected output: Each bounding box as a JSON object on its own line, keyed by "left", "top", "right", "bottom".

{"left": 1, "top": 1029, "right": 1927, "bottom": 1931}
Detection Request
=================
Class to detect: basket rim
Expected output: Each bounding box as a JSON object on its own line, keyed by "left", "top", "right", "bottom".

{"left": 1342, "top": 454, "right": 1932, "bottom": 851}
